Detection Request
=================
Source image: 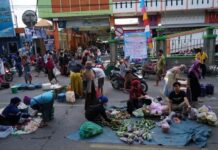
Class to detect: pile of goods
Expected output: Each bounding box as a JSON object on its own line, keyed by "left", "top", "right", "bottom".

{"left": 116, "top": 119, "right": 155, "bottom": 144}
{"left": 106, "top": 109, "right": 131, "bottom": 120}
{"left": 12, "top": 117, "right": 42, "bottom": 135}
{"left": 195, "top": 105, "right": 218, "bottom": 126}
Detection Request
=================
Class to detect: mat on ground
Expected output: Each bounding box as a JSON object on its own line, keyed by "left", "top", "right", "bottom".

{"left": 67, "top": 119, "right": 211, "bottom": 148}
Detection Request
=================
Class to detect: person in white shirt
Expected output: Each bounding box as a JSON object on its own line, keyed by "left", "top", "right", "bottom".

{"left": 92, "top": 67, "right": 106, "bottom": 96}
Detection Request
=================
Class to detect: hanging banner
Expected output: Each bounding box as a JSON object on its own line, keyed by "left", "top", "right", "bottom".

{"left": 0, "top": 0, "right": 15, "bottom": 37}
{"left": 124, "top": 32, "right": 147, "bottom": 61}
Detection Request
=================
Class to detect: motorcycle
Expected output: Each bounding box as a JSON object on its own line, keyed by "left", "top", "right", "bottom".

{"left": 4, "top": 67, "right": 15, "bottom": 82}
{"left": 111, "top": 67, "right": 148, "bottom": 93}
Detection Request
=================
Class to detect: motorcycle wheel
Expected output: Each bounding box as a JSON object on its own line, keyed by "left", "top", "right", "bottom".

{"left": 5, "top": 74, "right": 13, "bottom": 82}
{"left": 111, "top": 78, "right": 120, "bottom": 89}
{"left": 141, "top": 80, "right": 148, "bottom": 93}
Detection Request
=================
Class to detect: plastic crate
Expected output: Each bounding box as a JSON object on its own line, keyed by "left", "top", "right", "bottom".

{"left": 0, "top": 125, "right": 13, "bottom": 138}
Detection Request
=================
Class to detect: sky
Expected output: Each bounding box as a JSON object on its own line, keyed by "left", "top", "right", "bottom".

{"left": 11, "top": 0, "right": 37, "bottom": 27}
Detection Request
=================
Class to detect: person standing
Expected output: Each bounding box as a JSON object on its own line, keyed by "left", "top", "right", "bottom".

{"left": 195, "top": 49, "right": 208, "bottom": 79}
{"left": 46, "top": 56, "right": 58, "bottom": 83}
{"left": 92, "top": 67, "right": 106, "bottom": 96}
{"left": 15, "top": 53, "right": 23, "bottom": 77}
{"left": 187, "top": 60, "right": 201, "bottom": 102}
{"left": 155, "top": 49, "right": 166, "bottom": 86}
{"left": 22, "top": 56, "right": 32, "bottom": 84}
{"left": 0, "top": 57, "right": 5, "bottom": 83}
{"left": 83, "top": 61, "right": 99, "bottom": 110}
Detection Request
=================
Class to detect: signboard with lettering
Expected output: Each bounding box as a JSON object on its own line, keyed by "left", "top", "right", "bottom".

{"left": 124, "top": 32, "right": 147, "bottom": 61}
{"left": 0, "top": 0, "right": 15, "bottom": 37}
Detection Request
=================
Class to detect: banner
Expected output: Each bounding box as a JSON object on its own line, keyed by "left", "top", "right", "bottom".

{"left": 0, "top": 0, "right": 15, "bottom": 37}
{"left": 124, "top": 32, "right": 147, "bottom": 61}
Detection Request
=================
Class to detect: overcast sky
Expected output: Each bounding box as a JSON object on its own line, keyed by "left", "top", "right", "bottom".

{"left": 11, "top": 0, "right": 37, "bottom": 27}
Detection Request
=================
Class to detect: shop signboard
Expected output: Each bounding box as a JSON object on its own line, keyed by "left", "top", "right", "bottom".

{"left": 0, "top": 0, "right": 15, "bottom": 37}
{"left": 124, "top": 32, "right": 147, "bottom": 61}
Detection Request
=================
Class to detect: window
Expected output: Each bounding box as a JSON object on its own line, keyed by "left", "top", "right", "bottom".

{"left": 145, "top": 0, "right": 148, "bottom": 7}
{"left": 156, "top": 0, "right": 158, "bottom": 6}
{"left": 125, "top": 2, "right": 127, "bottom": 8}
{"left": 176, "top": 0, "right": 178, "bottom": 5}
{"left": 120, "top": 2, "right": 122, "bottom": 8}
{"left": 192, "top": 0, "right": 194, "bottom": 4}
{"left": 166, "top": 0, "right": 168, "bottom": 6}
{"left": 181, "top": 0, "right": 183, "bottom": 5}
{"left": 130, "top": 1, "right": 133, "bottom": 8}
{"left": 115, "top": 3, "right": 118, "bottom": 9}
{"left": 197, "top": 0, "right": 199, "bottom": 4}
{"left": 151, "top": 0, "right": 153, "bottom": 7}
{"left": 202, "top": 0, "right": 204, "bottom": 4}
{"left": 207, "top": 0, "right": 209, "bottom": 3}
{"left": 171, "top": 0, "right": 173, "bottom": 6}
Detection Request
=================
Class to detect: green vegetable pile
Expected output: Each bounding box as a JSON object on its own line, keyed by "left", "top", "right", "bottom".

{"left": 116, "top": 119, "right": 155, "bottom": 144}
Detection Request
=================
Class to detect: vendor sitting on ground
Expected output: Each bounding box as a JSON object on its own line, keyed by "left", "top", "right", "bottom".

{"left": 168, "top": 82, "right": 191, "bottom": 115}
{"left": 0, "top": 97, "right": 30, "bottom": 126}
{"left": 127, "top": 80, "right": 150, "bottom": 114}
{"left": 85, "top": 96, "right": 111, "bottom": 123}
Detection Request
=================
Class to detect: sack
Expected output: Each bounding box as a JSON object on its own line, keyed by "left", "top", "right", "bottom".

{"left": 79, "top": 121, "right": 103, "bottom": 139}
{"left": 206, "top": 84, "right": 214, "bottom": 95}
{"left": 200, "top": 84, "right": 206, "bottom": 97}
{"left": 66, "top": 91, "right": 75, "bottom": 103}
{"left": 53, "top": 67, "right": 60, "bottom": 76}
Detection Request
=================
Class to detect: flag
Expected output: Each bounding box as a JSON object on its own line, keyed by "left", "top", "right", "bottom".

{"left": 140, "top": 0, "right": 153, "bottom": 49}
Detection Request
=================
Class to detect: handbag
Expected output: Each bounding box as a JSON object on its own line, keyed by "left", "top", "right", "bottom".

{"left": 53, "top": 67, "right": 60, "bottom": 76}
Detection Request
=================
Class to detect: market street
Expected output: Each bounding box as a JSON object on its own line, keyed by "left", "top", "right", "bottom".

{"left": 0, "top": 71, "right": 218, "bottom": 150}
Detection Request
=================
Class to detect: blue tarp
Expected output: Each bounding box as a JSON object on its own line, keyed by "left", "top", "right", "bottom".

{"left": 67, "top": 120, "right": 211, "bottom": 148}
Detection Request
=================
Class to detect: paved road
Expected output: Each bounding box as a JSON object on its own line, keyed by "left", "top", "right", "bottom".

{"left": 0, "top": 70, "right": 218, "bottom": 150}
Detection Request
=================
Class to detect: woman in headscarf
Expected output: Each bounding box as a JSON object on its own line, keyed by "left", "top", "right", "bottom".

{"left": 127, "top": 80, "right": 150, "bottom": 114}
{"left": 162, "top": 64, "right": 187, "bottom": 97}
{"left": 69, "top": 57, "right": 83, "bottom": 98}
{"left": 188, "top": 60, "right": 201, "bottom": 102}
{"left": 83, "top": 61, "right": 99, "bottom": 110}
{"left": 46, "top": 56, "right": 58, "bottom": 83}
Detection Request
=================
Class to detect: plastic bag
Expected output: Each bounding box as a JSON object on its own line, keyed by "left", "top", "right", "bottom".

{"left": 66, "top": 91, "right": 76, "bottom": 103}
{"left": 79, "top": 121, "right": 103, "bottom": 139}
{"left": 53, "top": 67, "right": 60, "bottom": 76}
{"left": 132, "top": 108, "right": 144, "bottom": 118}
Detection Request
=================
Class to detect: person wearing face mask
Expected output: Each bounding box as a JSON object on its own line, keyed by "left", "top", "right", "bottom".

{"left": 85, "top": 96, "right": 111, "bottom": 123}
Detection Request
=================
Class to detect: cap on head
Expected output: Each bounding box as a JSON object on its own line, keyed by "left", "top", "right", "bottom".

{"left": 10, "top": 97, "right": 21, "bottom": 105}
{"left": 23, "top": 96, "right": 31, "bottom": 105}
{"left": 99, "top": 96, "right": 108, "bottom": 103}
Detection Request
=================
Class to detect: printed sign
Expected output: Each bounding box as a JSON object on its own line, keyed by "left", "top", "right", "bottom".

{"left": 0, "top": 0, "right": 15, "bottom": 37}
{"left": 124, "top": 32, "right": 147, "bottom": 60}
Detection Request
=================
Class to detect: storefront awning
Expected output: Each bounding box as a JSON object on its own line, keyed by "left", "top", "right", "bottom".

{"left": 66, "top": 19, "right": 109, "bottom": 31}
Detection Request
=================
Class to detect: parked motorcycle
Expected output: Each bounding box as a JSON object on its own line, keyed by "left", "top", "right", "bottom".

{"left": 111, "top": 67, "right": 148, "bottom": 93}
{"left": 4, "top": 67, "right": 14, "bottom": 82}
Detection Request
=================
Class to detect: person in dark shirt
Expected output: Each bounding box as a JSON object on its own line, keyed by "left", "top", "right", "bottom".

{"left": 85, "top": 96, "right": 111, "bottom": 123}
{"left": 168, "top": 82, "right": 191, "bottom": 114}
{"left": 0, "top": 97, "right": 30, "bottom": 125}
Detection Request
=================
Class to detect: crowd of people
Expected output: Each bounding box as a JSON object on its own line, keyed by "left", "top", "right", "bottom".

{"left": 0, "top": 43, "right": 210, "bottom": 128}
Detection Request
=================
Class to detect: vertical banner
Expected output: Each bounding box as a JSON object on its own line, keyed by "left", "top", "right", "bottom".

{"left": 0, "top": 0, "right": 15, "bottom": 37}
{"left": 124, "top": 32, "right": 147, "bottom": 61}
